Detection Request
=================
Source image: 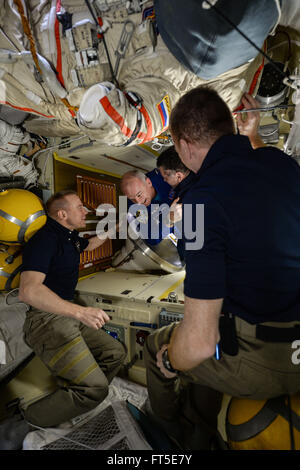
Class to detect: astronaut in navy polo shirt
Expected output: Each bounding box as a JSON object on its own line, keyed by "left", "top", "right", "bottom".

{"left": 18, "top": 190, "right": 125, "bottom": 428}
{"left": 144, "top": 87, "right": 300, "bottom": 449}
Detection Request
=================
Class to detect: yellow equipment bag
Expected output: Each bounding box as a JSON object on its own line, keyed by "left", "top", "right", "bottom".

{"left": 0, "top": 245, "right": 23, "bottom": 291}
{"left": 0, "top": 189, "right": 46, "bottom": 244}
{"left": 226, "top": 393, "right": 300, "bottom": 450}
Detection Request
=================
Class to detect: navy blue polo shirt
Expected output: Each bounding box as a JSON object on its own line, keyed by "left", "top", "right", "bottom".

{"left": 147, "top": 169, "right": 175, "bottom": 204}
{"left": 182, "top": 134, "right": 300, "bottom": 324}
{"left": 21, "top": 217, "right": 89, "bottom": 300}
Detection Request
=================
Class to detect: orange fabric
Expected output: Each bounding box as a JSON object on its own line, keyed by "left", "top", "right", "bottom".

{"left": 60, "top": 98, "right": 77, "bottom": 117}
{"left": 53, "top": 2, "right": 78, "bottom": 116}
{"left": 100, "top": 95, "right": 149, "bottom": 142}
{"left": 13, "top": 0, "right": 42, "bottom": 76}
{"left": 100, "top": 96, "right": 134, "bottom": 138}
{"left": 139, "top": 104, "right": 153, "bottom": 143}
{"left": 12, "top": 0, "right": 76, "bottom": 117}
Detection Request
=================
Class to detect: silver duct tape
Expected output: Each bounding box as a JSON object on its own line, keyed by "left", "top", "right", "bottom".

{"left": 18, "top": 210, "right": 46, "bottom": 243}
{"left": 0, "top": 268, "right": 10, "bottom": 278}
{"left": 0, "top": 208, "right": 23, "bottom": 227}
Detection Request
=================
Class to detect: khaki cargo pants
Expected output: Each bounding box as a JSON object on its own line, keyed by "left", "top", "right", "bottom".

{"left": 23, "top": 308, "right": 126, "bottom": 427}
{"left": 144, "top": 318, "right": 300, "bottom": 447}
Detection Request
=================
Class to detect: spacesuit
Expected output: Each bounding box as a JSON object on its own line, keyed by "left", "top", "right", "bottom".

{"left": 0, "top": 119, "right": 39, "bottom": 188}
{"left": 0, "top": 0, "right": 294, "bottom": 147}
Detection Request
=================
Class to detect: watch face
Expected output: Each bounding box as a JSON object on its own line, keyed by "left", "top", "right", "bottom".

{"left": 162, "top": 349, "right": 168, "bottom": 364}
{"left": 162, "top": 349, "right": 176, "bottom": 373}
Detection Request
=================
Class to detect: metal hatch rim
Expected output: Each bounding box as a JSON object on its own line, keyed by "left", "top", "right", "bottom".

{"left": 127, "top": 232, "right": 185, "bottom": 274}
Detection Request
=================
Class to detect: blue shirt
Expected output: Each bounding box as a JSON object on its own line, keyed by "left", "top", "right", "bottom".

{"left": 21, "top": 217, "right": 89, "bottom": 300}
{"left": 128, "top": 169, "right": 174, "bottom": 246}
{"left": 182, "top": 134, "right": 300, "bottom": 324}
{"left": 147, "top": 169, "right": 175, "bottom": 203}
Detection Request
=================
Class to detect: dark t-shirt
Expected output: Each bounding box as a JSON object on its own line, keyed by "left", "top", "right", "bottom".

{"left": 182, "top": 134, "right": 300, "bottom": 324}
{"left": 21, "top": 217, "right": 89, "bottom": 300}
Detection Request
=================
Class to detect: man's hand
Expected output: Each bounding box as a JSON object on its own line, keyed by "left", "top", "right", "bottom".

{"left": 156, "top": 344, "right": 178, "bottom": 379}
{"left": 86, "top": 225, "right": 117, "bottom": 250}
{"left": 235, "top": 93, "right": 265, "bottom": 149}
{"left": 19, "top": 271, "right": 111, "bottom": 330}
{"left": 167, "top": 297, "right": 222, "bottom": 371}
{"left": 236, "top": 93, "right": 260, "bottom": 137}
{"left": 168, "top": 198, "right": 182, "bottom": 226}
{"left": 76, "top": 306, "right": 110, "bottom": 330}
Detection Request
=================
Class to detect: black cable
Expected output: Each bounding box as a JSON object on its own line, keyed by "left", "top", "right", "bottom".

{"left": 84, "top": 0, "right": 119, "bottom": 88}
{"left": 204, "top": 0, "right": 298, "bottom": 89}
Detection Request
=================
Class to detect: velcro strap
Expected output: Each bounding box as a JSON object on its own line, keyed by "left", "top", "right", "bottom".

{"left": 256, "top": 324, "right": 300, "bottom": 343}
{"left": 266, "top": 396, "right": 300, "bottom": 432}
{"left": 226, "top": 399, "right": 277, "bottom": 442}
{"left": 227, "top": 395, "right": 300, "bottom": 442}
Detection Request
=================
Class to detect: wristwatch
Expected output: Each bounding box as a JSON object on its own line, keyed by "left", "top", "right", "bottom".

{"left": 162, "top": 348, "right": 178, "bottom": 374}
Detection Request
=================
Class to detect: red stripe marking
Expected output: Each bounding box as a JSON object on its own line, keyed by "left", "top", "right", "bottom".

{"left": 0, "top": 147, "right": 16, "bottom": 153}
{"left": 233, "top": 42, "right": 266, "bottom": 113}
{"left": 55, "top": 0, "right": 64, "bottom": 87}
{"left": 100, "top": 95, "right": 153, "bottom": 143}
{"left": 249, "top": 62, "right": 264, "bottom": 96}
{"left": 100, "top": 96, "right": 133, "bottom": 138}
{"left": 138, "top": 104, "right": 153, "bottom": 143}
{"left": 100, "top": 96, "right": 150, "bottom": 143}
{"left": 0, "top": 101, "right": 55, "bottom": 118}
{"left": 97, "top": 16, "right": 104, "bottom": 39}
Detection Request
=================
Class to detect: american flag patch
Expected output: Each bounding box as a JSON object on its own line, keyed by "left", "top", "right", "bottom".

{"left": 156, "top": 95, "right": 171, "bottom": 130}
